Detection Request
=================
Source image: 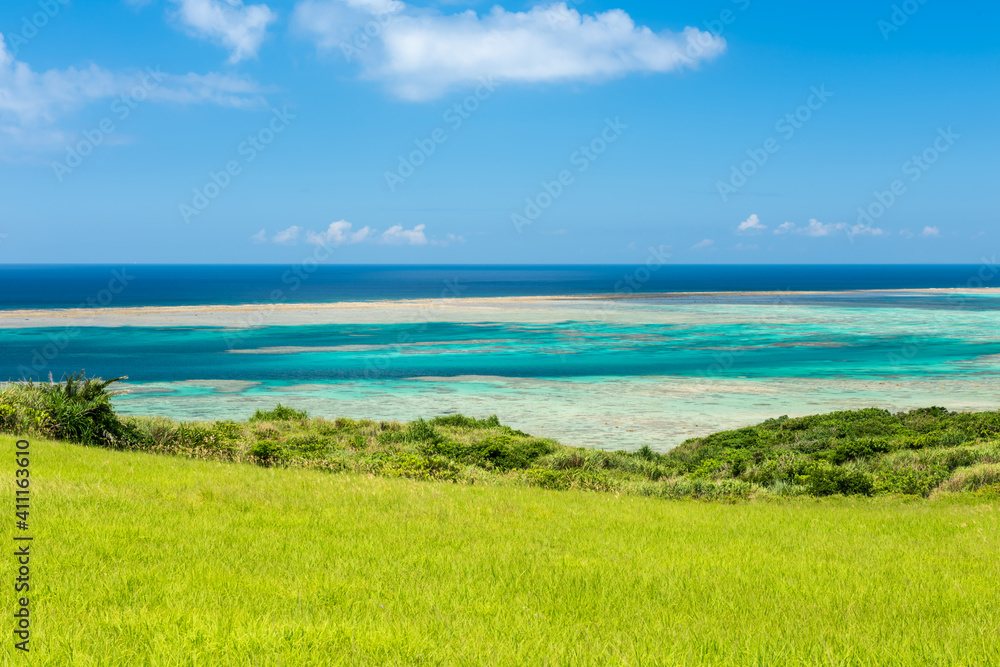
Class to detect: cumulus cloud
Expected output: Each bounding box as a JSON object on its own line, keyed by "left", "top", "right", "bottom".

{"left": 921, "top": 226, "right": 940, "bottom": 237}
{"left": 306, "top": 219, "right": 373, "bottom": 245}
{"left": 292, "top": 0, "right": 404, "bottom": 51}
{"left": 691, "top": 239, "right": 714, "bottom": 250}
{"left": 272, "top": 225, "right": 301, "bottom": 244}
{"left": 772, "top": 218, "right": 885, "bottom": 239}
{"left": 847, "top": 223, "right": 886, "bottom": 238}
{"left": 169, "top": 0, "right": 277, "bottom": 63}
{"left": 0, "top": 33, "right": 266, "bottom": 147}
{"left": 255, "top": 221, "right": 450, "bottom": 247}
{"left": 736, "top": 213, "right": 766, "bottom": 235}
{"left": 293, "top": 0, "right": 726, "bottom": 100}
{"left": 382, "top": 223, "right": 427, "bottom": 245}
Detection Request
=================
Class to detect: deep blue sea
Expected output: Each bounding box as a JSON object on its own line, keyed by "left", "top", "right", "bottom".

{"left": 0, "top": 264, "right": 994, "bottom": 309}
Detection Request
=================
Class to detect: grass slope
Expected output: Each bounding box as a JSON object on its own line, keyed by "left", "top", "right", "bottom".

{"left": 1, "top": 435, "right": 998, "bottom": 665}
{"left": 4, "top": 376, "right": 1000, "bottom": 499}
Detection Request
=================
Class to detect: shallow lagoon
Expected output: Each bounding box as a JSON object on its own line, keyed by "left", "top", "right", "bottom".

{"left": 2, "top": 290, "right": 998, "bottom": 451}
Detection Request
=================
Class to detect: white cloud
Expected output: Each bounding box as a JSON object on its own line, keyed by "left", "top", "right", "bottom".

{"left": 148, "top": 71, "right": 269, "bottom": 108}
{"left": 0, "top": 33, "right": 266, "bottom": 147}
{"left": 306, "top": 219, "right": 374, "bottom": 246}
{"left": 736, "top": 213, "right": 766, "bottom": 235}
{"left": 257, "top": 221, "right": 452, "bottom": 247}
{"left": 847, "top": 223, "right": 886, "bottom": 238}
{"left": 272, "top": 225, "right": 301, "bottom": 244}
{"left": 169, "top": 0, "right": 277, "bottom": 63}
{"left": 292, "top": 0, "right": 404, "bottom": 51}
{"left": 382, "top": 223, "right": 427, "bottom": 245}
{"left": 800, "top": 219, "right": 841, "bottom": 237}
{"left": 921, "top": 226, "right": 940, "bottom": 238}
{"left": 899, "top": 228, "right": 914, "bottom": 239}
{"left": 293, "top": 0, "right": 726, "bottom": 100}
{"left": 691, "top": 239, "right": 714, "bottom": 250}
{"left": 772, "top": 219, "right": 885, "bottom": 239}
{"left": 0, "top": 36, "right": 119, "bottom": 126}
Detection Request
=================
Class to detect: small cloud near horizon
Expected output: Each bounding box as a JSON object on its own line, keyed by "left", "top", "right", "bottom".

{"left": 253, "top": 220, "right": 449, "bottom": 247}
{"left": 736, "top": 213, "right": 766, "bottom": 235}
{"left": 773, "top": 218, "right": 886, "bottom": 239}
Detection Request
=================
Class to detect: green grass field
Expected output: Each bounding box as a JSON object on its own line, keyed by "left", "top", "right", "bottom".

{"left": 2, "top": 434, "right": 998, "bottom": 665}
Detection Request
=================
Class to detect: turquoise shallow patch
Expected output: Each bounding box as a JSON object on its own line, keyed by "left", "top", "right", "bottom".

{"left": 2, "top": 293, "right": 999, "bottom": 450}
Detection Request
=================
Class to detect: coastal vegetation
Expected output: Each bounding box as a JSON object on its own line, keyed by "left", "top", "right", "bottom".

{"left": 2, "top": 373, "right": 999, "bottom": 500}
{"left": 2, "top": 374, "right": 998, "bottom": 662}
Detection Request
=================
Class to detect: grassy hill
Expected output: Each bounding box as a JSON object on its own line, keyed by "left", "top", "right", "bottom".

{"left": 3, "top": 434, "right": 999, "bottom": 665}
{"left": 3, "top": 375, "right": 1000, "bottom": 500}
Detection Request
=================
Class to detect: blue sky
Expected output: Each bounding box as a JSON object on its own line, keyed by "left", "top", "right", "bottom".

{"left": 0, "top": 0, "right": 997, "bottom": 264}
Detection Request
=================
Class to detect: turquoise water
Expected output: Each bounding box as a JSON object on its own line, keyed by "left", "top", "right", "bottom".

{"left": 2, "top": 291, "right": 999, "bottom": 450}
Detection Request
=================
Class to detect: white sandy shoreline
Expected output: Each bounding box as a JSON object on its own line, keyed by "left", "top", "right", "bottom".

{"left": 1, "top": 288, "right": 996, "bottom": 329}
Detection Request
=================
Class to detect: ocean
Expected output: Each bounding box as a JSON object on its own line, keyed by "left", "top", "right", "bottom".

{"left": 1, "top": 264, "right": 998, "bottom": 450}
{"left": 0, "top": 264, "right": 994, "bottom": 309}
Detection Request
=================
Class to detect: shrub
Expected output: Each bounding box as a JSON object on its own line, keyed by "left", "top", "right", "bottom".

{"left": 429, "top": 414, "right": 501, "bottom": 429}
{"left": 405, "top": 418, "right": 443, "bottom": 445}
{"left": 427, "top": 435, "right": 556, "bottom": 472}
{"left": 249, "top": 404, "right": 308, "bottom": 422}
{"left": 935, "top": 464, "right": 1000, "bottom": 494}
{"left": 380, "top": 453, "right": 459, "bottom": 481}
{"left": 0, "top": 373, "right": 137, "bottom": 449}
{"left": 250, "top": 440, "right": 285, "bottom": 465}
{"left": 286, "top": 434, "right": 332, "bottom": 455}
{"left": 803, "top": 466, "right": 874, "bottom": 497}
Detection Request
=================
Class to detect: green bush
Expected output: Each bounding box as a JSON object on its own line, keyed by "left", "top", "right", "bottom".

{"left": 249, "top": 404, "right": 308, "bottom": 422}
{"left": 804, "top": 467, "right": 874, "bottom": 497}
{"left": 0, "top": 373, "right": 137, "bottom": 449}
{"left": 405, "top": 418, "right": 443, "bottom": 445}
{"left": 380, "top": 452, "right": 459, "bottom": 481}
{"left": 429, "top": 414, "right": 501, "bottom": 429}
{"left": 935, "top": 464, "right": 1000, "bottom": 494}
{"left": 250, "top": 440, "right": 284, "bottom": 465}
{"left": 427, "top": 435, "right": 556, "bottom": 472}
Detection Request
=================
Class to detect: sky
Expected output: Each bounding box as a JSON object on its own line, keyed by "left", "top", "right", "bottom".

{"left": 0, "top": 0, "right": 997, "bottom": 264}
